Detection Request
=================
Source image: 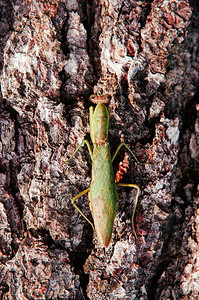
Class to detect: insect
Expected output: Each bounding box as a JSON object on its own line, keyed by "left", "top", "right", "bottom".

{"left": 65, "top": 95, "right": 140, "bottom": 247}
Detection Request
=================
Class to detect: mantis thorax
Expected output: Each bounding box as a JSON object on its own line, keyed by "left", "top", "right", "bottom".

{"left": 89, "top": 103, "right": 111, "bottom": 146}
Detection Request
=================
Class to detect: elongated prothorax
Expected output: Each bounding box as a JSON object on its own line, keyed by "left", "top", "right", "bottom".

{"left": 89, "top": 100, "right": 111, "bottom": 146}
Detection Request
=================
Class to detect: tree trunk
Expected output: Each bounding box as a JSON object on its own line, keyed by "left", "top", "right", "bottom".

{"left": 0, "top": 0, "right": 198, "bottom": 299}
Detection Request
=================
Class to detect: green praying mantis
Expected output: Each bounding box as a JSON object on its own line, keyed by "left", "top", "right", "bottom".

{"left": 64, "top": 95, "right": 140, "bottom": 247}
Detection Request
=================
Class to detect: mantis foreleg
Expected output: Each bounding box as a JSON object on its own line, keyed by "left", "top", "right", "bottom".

{"left": 117, "top": 183, "right": 140, "bottom": 238}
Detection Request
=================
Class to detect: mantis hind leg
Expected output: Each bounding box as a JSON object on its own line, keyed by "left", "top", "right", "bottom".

{"left": 112, "top": 143, "right": 140, "bottom": 237}
{"left": 117, "top": 183, "right": 140, "bottom": 238}
{"left": 72, "top": 187, "right": 94, "bottom": 230}
{"left": 61, "top": 140, "right": 94, "bottom": 228}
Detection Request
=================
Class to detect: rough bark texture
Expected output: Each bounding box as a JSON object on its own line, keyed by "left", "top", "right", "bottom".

{"left": 0, "top": 0, "right": 198, "bottom": 299}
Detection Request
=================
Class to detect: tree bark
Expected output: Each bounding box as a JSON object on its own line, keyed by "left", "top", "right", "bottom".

{"left": 0, "top": 0, "right": 198, "bottom": 299}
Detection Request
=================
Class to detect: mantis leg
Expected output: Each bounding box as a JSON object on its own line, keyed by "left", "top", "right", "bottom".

{"left": 117, "top": 183, "right": 140, "bottom": 238}
{"left": 61, "top": 140, "right": 93, "bottom": 166}
{"left": 62, "top": 140, "right": 94, "bottom": 228}
{"left": 112, "top": 142, "right": 139, "bottom": 163}
{"left": 72, "top": 187, "right": 94, "bottom": 230}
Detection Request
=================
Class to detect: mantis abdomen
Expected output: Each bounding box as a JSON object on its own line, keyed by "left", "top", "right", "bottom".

{"left": 89, "top": 143, "right": 118, "bottom": 247}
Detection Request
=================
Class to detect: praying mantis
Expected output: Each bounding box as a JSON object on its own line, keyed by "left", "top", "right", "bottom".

{"left": 65, "top": 95, "right": 140, "bottom": 247}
